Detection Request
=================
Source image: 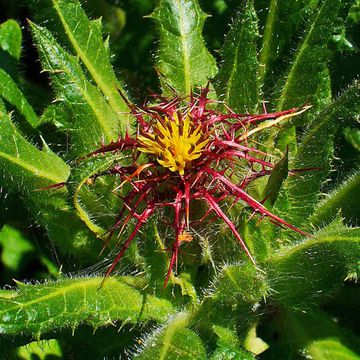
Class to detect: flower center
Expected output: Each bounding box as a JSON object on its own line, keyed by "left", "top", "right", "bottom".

{"left": 138, "top": 113, "right": 209, "bottom": 175}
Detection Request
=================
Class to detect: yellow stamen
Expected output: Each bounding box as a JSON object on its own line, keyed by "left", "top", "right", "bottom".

{"left": 179, "top": 230, "right": 193, "bottom": 243}
{"left": 138, "top": 113, "right": 209, "bottom": 175}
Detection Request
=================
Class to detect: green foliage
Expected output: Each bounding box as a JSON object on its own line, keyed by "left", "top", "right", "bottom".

{"left": 50, "top": 0, "right": 129, "bottom": 118}
{"left": 0, "top": 226, "right": 33, "bottom": 270}
{"left": 0, "top": 107, "right": 69, "bottom": 189}
{"left": 151, "top": 0, "right": 218, "bottom": 95}
{"left": 267, "top": 222, "right": 360, "bottom": 306}
{"left": 215, "top": 0, "right": 260, "bottom": 112}
{"left": 135, "top": 313, "right": 206, "bottom": 359}
{"left": 30, "top": 21, "right": 122, "bottom": 156}
{"left": 0, "top": 276, "right": 173, "bottom": 337}
{"left": 276, "top": 81, "right": 360, "bottom": 228}
{"left": 256, "top": 0, "right": 316, "bottom": 87}
{"left": 0, "top": 0, "right": 359, "bottom": 358}
{"left": 311, "top": 169, "right": 360, "bottom": 226}
{"left": 260, "top": 309, "right": 360, "bottom": 360}
{"left": 275, "top": 0, "right": 344, "bottom": 112}
{"left": 0, "top": 19, "right": 21, "bottom": 78}
{"left": 0, "top": 69, "right": 40, "bottom": 128}
{"left": 67, "top": 153, "right": 127, "bottom": 236}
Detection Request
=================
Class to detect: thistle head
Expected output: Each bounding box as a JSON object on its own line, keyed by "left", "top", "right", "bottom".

{"left": 84, "top": 88, "right": 309, "bottom": 287}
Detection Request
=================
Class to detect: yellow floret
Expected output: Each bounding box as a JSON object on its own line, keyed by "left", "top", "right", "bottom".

{"left": 138, "top": 113, "right": 209, "bottom": 175}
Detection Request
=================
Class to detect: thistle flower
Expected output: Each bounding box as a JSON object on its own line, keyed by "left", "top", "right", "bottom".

{"left": 85, "top": 87, "right": 309, "bottom": 287}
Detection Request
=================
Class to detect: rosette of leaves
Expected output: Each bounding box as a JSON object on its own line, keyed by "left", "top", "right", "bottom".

{"left": 0, "top": 0, "right": 360, "bottom": 358}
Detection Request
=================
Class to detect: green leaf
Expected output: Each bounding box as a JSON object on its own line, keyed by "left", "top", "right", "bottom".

{"left": 311, "top": 170, "right": 360, "bottom": 226}
{"left": 267, "top": 310, "right": 360, "bottom": 360}
{"left": 0, "top": 225, "right": 34, "bottom": 272}
{"left": 151, "top": 0, "right": 218, "bottom": 95}
{"left": 257, "top": 0, "right": 317, "bottom": 89}
{"left": 266, "top": 224, "right": 360, "bottom": 307}
{"left": 0, "top": 19, "right": 21, "bottom": 60}
{"left": 0, "top": 108, "right": 102, "bottom": 261}
{"left": 276, "top": 81, "right": 360, "bottom": 227}
{"left": 0, "top": 108, "right": 68, "bottom": 189}
{"left": 135, "top": 312, "right": 206, "bottom": 359}
{"left": 30, "top": 21, "right": 122, "bottom": 155}
{"left": 67, "top": 153, "right": 126, "bottom": 236}
{"left": 344, "top": 127, "right": 360, "bottom": 152}
{"left": 210, "top": 347, "right": 255, "bottom": 360}
{"left": 212, "top": 325, "right": 240, "bottom": 349}
{"left": 194, "top": 263, "right": 269, "bottom": 335}
{"left": 50, "top": 0, "right": 130, "bottom": 132}
{"left": 215, "top": 0, "right": 260, "bottom": 112}
{"left": 138, "top": 221, "right": 170, "bottom": 292}
{"left": 209, "top": 263, "right": 269, "bottom": 305}
{"left": 210, "top": 325, "right": 258, "bottom": 359}
{"left": 15, "top": 339, "right": 63, "bottom": 359}
{"left": 0, "top": 19, "right": 22, "bottom": 78}
{"left": 262, "top": 149, "right": 288, "bottom": 208}
{"left": 0, "top": 276, "right": 173, "bottom": 338}
{"left": 0, "top": 69, "right": 40, "bottom": 128}
{"left": 307, "top": 339, "right": 360, "bottom": 359}
{"left": 39, "top": 102, "right": 69, "bottom": 128}
{"left": 276, "top": 0, "right": 348, "bottom": 112}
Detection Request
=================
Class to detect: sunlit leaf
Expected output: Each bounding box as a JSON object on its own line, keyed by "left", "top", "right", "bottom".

{"left": 267, "top": 223, "right": 360, "bottom": 307}
{"left": 0, "top": 276, "right": 173, "bottom": 338}
{"left": 0, "top": 225, "right": 34, "bottom": 272}
{"left": 30, "top": 21, "right": 122, "bottom": 156}
{"left": 0, "top": 19, "right": 21, "bottom": 77}
{"left": 311, "top": 170, "right": 360, "bottom": 226}
{"left": 215, "top": 0, "right": 260, "bottom": 112}
{"left": 276, "top": 81, "right": 360, "bottom": 227}
{"left": 135, "top": 312, "right": 206, "bottom": 359}
{"left": 51, "top": 0, "right": 130, "bottom": 131}
{"left": 151, "top": 0, "right": 218, "bottom": 95}
{"left": 0, "top": 69, "right": 40, "bottom": 128}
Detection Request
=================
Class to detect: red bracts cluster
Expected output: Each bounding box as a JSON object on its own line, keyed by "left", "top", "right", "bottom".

{"left": 84, "top": 88, "right": 309, "bottom": 287}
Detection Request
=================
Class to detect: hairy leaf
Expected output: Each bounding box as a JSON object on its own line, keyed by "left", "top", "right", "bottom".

{"left": 311, "top": 170, "right": 360, "bottom": 226}
{"left": 194, "top": 263, "right": 269, "bottom": 336}
{"left": 210, "top": 325, "right": 257, "bottom": 359}
{"left": 257, "top": 0, "right": 317, "bottom": 89}
{"left": 51, "top": 0, "right": 130, "bottom": 131}
{"left": 276, "top": 81, "right": 360, "bottom": 227}
{"left": 135, "top": 312, "right": 206, "bottom": 359}
{"left": 276, "top": 0, "right": 348, "bottom": 112}
{"left": 267, "top": 224, "right": 360, "bottom": 307}
{"left": 0, "top": 276, "right": 173, "bottom": 338}
{"left": 151, "top": 0, "right": 218, "bottom": 95}
{"left": 0, "top": 108, "right": 68, "bottom": 189}
{"left": 30, "top": 21, "right": 121, "bottom": 155}
{"left": 215, "top": 0, "right": 259, "bottom": 112}
{"left": 0, "top": 108, "right": 102, "bottom": 260}
{"left": 0, "top": 69, "right": 40, "bottom": 128}
{"left": 210, "top": 347, "right": 255, "bottom": 360}
{"left": 67, "top": 153, "right": 126, "bottom": 236}
{"left": 138, "top": 221, "right": 170, "bottom": 292}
